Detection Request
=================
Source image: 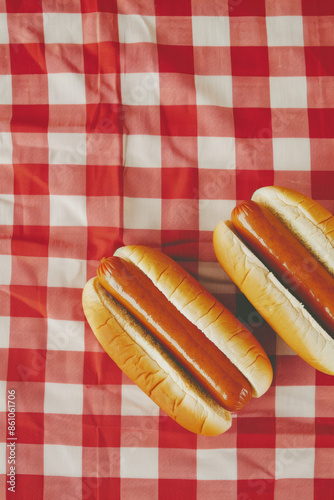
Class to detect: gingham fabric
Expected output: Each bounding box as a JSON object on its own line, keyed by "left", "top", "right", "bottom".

{"left": 1, "top": 1, "right": 334, "bottom": 499}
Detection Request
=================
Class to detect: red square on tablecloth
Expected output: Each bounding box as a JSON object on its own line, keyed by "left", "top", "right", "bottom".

{"left": 305, "top": 47, "right": 334, "bottom": 76}
{"left": 315, "top": 418, "right": 334, "bottom": 447}
{"left": 158, "top": 415, "right": 197, "bottom": 449}
{"left": 302, "top": 0, "right": 334, "bottom": 15}
{"left": 160, "top": 105, "right": 197, "bottom": 136}
{"left": 311, "top": 171, "right": 334, "bottom": 199}
{"left": 11, "top": 225, "right": 49, "bottom": 257}
{"left": 162, "top": 167, "right": 198, "bottom": 199}
{"left": 13, "top": 164, "right": 48, "bottom": 195}
{"left": 237, "top": 479, "right": 275, "bottom": 500}
{"left": 86, "top": 103, "right": 122, "bottom": 134}
{"left": 275, "top": 355, "right": 316, "bottom": 386}
{"left": 231, "top": 47, "right": 269, "bottom": 76}
{"left": 45, "top": 350, "right": 84, "bottom": 384}
{"left": 11, "top": 104, "right": 49, "bottom": 133}
{"left": 154, "top": 0, "right": 191, "bottom": 16}
{"left": 87, "top": 226, "right": 123, "bottom": 261}
{"left": 158, "top": 45, "right": 194, "bottom": 74}
{"left": 83, "top": 42, "right": 120, "bottom": 74}
{"left": 13, "top": 475, "right": 44, "bottom": 500}
{"left": 6, "top": 0, "right": 42, "bottom": 12}
{"left": 83, "top": 415, "right": 121, "bottom": 447}
{"left": 15, "top": 412, "right": 44, "bottom": 444}
{"left": 234, "top": 108, "right": 272, "bottom": 139}
{"left": 7, "top": 347, "right": 46, "bottom": 382}
{"left": 83, "top": 351, "right": 123, "bottom": 385}
{"left": 229, "top": 0, "right": 265, "bottom": 16}
{"left": 86, "top": 165, "right": 123, "bottom": 197}
{"left": 10, "top": 44, "right": 46, "bottom": 74}
{"left": 159, "top": 479, "right": 197, "bottom": 499}
{"left": 10, "top": 285, "right": 47, "bottom": 318}
{"left": 81, "top": 0, "right": 117, "bottom": 13}
{"left": 237, "top": 417, "right": 275, "bottom": 448}
{"left": 314, "top": 480, "right": 334, "bottom": 500}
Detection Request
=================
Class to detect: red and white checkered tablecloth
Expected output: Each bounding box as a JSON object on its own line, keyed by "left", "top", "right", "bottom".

{"left": 1, "top": 1, "right": 334, "bottom": 499}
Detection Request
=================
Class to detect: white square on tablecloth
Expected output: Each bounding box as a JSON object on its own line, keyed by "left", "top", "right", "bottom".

{"left": 275, "top": 386, "right": 315, "bottom": 418}
{"left": 48, "top": 73, "right": 86, "bottom": 105}
{"left": 199, "top": 199, "right": 235, "bottom": 231}
{"left": 0, "top": 75, "right": 12, "bottom": 105}
{"left": 48, "top": 133, "right": 86, "bottom": 165}
{"left": 0, "top": 317, "right": 10, "bottom": 348}
{"left": 0, "top": 381, "right": 7, "bottom": 412}
{"left": 44, "top": 444, "right": 82, "bottom": 477}
{"left": 195, "top": 75, "right": 233, "bottom": 107}
{"left": 47, "top": 257, "right": 86, "bottom": 288}
{"left": 0, "top": 133, "right": 13, "bottom": 164}
{"left": 198, "top": 136, "right": 235, "bottom": 170}
{"left": 43, "top": 13, "right": 83, "bottom": 44}
{"left": 121, "top": 385, "right": 160, "bottom": 416}
{"left": 0, "top": 14, "right": 9, "bottom": 43}
{"left": 44, "top": 382, "right": 83, "bottom": 415}
{"left": 47, "top": 319, "right": 85, "bottom": 351}
{"left": 270, "top": 77, "right": 307, "bottom": 109}
{"left": 197, "top": 448, "right": 237, "bottom": 480}
{"left": 276, "top": 448, "right": 315, "bottom": 479}
{"left": 50, "top": 195, "right": 87, "bottom": 226}
{"left": 124, "top": 134, "right": 161, "bottom": 168}
{"left": 120, "top": 447, "right": 159, "bottom": 478}
{"left": 192, "top": 16, "right": 230, "bottom": 47}
{"left": 124, "top": 197, "right": 161, "bottom": 230}
{"left": 0, "top": 443, "right": 5, "bottom": 474}
{"left": 266, "top": 16, "right": 304, "bottom": 46}
{"left": 0, "top": 194, "right": 14, "bottom": 224}
{"left": 273, "top": 138, "right": 311, "bottom": 171}
{"left": 121, "top": 73, "right": 160, "bottom": 106}
{"left": 0, "top": 254, "right": 11, "bottom": 285}
{"left": 118, "top": 14, "right": 156, "bottom": 44}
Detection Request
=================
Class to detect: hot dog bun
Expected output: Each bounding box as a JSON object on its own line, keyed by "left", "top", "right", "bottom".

{"left": 213, "top": 193, "right": 334, "bottom": 376}
{"left": 82, "top": 245, "right": 273, "bottom": 435}
{"left": 114, "top": 245, "right": 273, "bottom": 398}
{"left": 83, "top": 277, "right": 232, "bottom": 436}
{"left": 252, "top": 186, "right": 334, "bottom": 277}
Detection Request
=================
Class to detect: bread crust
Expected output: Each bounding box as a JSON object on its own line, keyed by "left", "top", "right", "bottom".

{"left": 252, "top": 186, "right": 334, "bottom": 277}
{"left": 114, "top": 245, "right": 273, "bottom": 398}
{"left": 82, "top": 277, "right": 232, "bottom": 436}
{"left": 213, "top": 221, "right": 334, "bottom": 375}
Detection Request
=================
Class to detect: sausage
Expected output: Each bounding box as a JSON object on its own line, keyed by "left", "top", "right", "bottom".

{"left": 232, "top": 200, "right": 334, "bottom": 337}
{"left": 97, "top": 256, "right": 253, "bottom": 412}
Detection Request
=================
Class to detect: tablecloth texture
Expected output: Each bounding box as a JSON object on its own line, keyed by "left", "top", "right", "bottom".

{"left": 1, "top": 1, "right": 334, "bottom": 499}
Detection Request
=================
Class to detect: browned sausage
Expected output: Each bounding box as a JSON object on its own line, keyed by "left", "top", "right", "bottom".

{"left": 97, "top": 256, "right": 252, "bottom": 412}
{"left": 232, "top": 200, "right": 334, "bottom": 337}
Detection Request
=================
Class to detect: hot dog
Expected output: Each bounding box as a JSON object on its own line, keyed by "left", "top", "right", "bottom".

{"left": 213, "top": 186, "right": 334, "bottom": 375}
{"left": 82, "top": 245, "right": 273, "bottom": 435}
